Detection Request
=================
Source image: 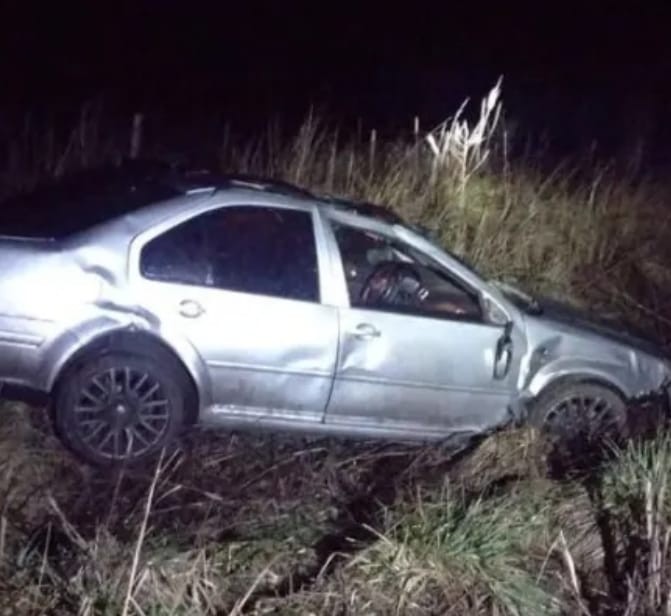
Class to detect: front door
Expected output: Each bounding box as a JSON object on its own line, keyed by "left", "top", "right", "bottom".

{"left": 323, "top": 219, "right": 517, "bottom": 437}
{"left": 328, "top": 308, "right": 515, "bottom": 436}
{"left": 132, "top": 203, "right": 339, "bottom": 422}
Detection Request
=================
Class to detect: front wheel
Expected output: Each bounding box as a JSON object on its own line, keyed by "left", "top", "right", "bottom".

{"left": 53, "top": 353, "right": 186, "bottom": 466}
{"left": 529, "top": 381, "right": 628, "bottom": 447}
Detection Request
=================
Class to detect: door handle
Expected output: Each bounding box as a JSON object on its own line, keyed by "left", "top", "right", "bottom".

{"left": 352, "top": 323, "right": 381, "bottom": 339}
{"left": 179, "top": 299, "right": 205, "bottom": 319}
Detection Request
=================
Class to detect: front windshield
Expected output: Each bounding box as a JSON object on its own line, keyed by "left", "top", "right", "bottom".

{"left": 394, "top": 223, "right": 544, "bottom": 316}
{"left": 398, "top": 224, "right": 494, "bottom": 285}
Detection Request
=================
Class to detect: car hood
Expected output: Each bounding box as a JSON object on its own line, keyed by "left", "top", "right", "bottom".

{"left": 533, "top": 297, "right": 666, "bottom": 359}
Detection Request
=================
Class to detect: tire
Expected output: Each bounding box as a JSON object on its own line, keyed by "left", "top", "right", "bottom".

{"left": 53, "top": 352, "right": 187, "bottom": 466}
{"left": 529, "top": 381, "right": 628, "bottom": 446}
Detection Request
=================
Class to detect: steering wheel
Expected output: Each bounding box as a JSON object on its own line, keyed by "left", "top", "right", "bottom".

{"left": 359, "top": 262, "right": 428, "bottom": 307}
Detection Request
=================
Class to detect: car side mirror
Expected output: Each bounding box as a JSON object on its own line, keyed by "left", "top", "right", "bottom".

{"left": 494, "top": 321, "right": 514, "bottom": 380}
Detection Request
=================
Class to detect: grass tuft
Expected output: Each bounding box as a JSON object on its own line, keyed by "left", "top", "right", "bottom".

{"left": 345, "top": 485, "right": 560, "bottom": 615}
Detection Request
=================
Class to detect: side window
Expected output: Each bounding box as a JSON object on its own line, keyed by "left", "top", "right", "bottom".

{"left": 141, "top": 206, "right": 320, "bottom": 302}
{"left": 331, "top": 221, "right": 482, "bottom": 320}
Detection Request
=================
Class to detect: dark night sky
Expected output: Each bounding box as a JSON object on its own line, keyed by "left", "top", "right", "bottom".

{"left": 1, "top": 1, "right": 671, "bottom": 158}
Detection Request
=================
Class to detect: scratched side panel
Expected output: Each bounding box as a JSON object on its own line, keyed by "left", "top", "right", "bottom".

{"left": 0, "top": 239, "right": 102, "bottom": 388}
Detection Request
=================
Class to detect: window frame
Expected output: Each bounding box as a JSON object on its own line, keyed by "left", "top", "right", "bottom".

{"left": 322, "top": 211, "right": 489, "bottom": 324}
{"left": 128, "top": 200, "right": 328, "bottom": 305}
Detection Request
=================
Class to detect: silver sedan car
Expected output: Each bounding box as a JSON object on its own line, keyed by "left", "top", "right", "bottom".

{"left": 0, "top": 164, "right": 668, "bottom": 465}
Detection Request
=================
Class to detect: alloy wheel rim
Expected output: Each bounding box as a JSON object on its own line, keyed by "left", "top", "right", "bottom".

{"left": 543, "top": 394, "right": 622, "bottom": 440}
{"left": 74, "top": 367, "right": 170, "bottom": 460}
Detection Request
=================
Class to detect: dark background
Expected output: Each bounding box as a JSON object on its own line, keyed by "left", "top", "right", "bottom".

{"left": 1, "top": 1, "right": 670, "bottom": 164}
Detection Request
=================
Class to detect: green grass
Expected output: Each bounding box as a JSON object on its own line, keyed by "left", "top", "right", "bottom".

{"left": 345, "top": 486, "right": 560, "bottom": 615}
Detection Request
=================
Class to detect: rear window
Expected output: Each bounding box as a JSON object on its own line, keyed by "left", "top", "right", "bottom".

{"left": 0, "top": 164, "right": 182, "bottom": 239}
{"left": 141, "top": 205, "right": 320, "bottom": 302}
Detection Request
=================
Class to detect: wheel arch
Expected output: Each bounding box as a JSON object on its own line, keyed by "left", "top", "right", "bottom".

{"left": 525, "top": 361, "right": 633, "bottom": 402}
{"left": 45, "top": 324, "right": 210, "bottom": 425}
{"left": 532, "top": 373, "right": 629, "bottom": 402}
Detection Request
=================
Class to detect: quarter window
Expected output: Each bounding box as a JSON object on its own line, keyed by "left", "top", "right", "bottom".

{"left": 141, "top": 206, "right": 319, "bottom": 302}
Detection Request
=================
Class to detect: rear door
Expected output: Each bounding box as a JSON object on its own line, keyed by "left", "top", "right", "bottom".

{"left": 130, "top": 203, "right": 340, "bottom": 423}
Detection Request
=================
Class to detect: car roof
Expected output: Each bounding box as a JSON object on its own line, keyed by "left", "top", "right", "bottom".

{"left": 0, "top": 159, "right": 406, "bottom": 239}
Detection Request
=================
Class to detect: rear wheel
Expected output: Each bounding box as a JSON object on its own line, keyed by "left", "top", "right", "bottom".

{"left": 54, "top": 353, "right": 186, "bottom": 466}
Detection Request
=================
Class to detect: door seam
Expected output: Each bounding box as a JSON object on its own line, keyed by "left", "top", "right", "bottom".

{"left": 321, "top": 308, "right": 342, "bottom": 423}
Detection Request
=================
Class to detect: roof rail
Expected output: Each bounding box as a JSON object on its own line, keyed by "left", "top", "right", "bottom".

{"left": 218, "top": 174, "right": 315, "bottom": 198}
{"left": 319, "top": 194, "right": 404, "bottom": 225}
